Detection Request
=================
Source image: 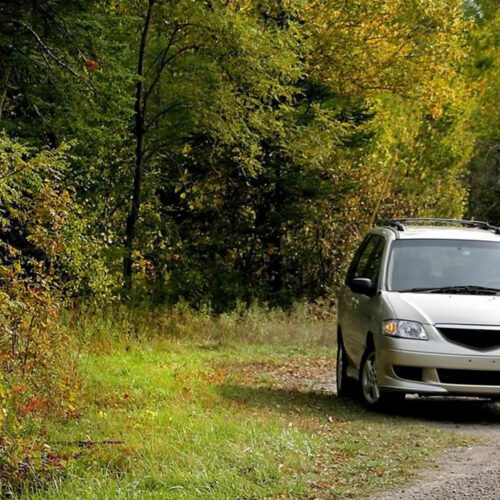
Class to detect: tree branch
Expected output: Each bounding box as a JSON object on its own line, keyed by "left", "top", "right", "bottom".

{"left": 143, "top": 44, "right": 201, "bottom": 105}
{"left": 10, "top": 19, "right": 80, "bottom": 78}
{"left": 144, "top": 22, "right": 183, "bottom": 76}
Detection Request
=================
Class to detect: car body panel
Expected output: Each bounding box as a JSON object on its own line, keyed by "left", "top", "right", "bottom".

{"left": 338, "top": 288, "right": 394, "bottom": 372}
{"left": 395, "top": 226, "right": 500, "bottom": 242}
{"left": 377, "top": 349, "right": 500, "bottom": 396}
{"left": 385, "top": 293, "right": 500, "bottom": 326}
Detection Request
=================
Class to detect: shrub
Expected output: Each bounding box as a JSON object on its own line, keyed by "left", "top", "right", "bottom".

{"left": 0, "top": 136, "right": 76, "bottom": 493}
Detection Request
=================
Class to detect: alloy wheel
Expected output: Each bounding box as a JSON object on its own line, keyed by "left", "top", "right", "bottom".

{"left": 361, "top": 351, "right": 380, "bottom": 405}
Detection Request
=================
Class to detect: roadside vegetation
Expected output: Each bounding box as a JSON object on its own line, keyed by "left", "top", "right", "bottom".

{"left": 20, "top": 307, "right": 468, "bottom": 499}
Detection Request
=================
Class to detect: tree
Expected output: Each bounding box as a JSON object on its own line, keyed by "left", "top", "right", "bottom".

{"left": 116, "top": 0, "right": 305, "bottom": 289}
{"left": 143, "top": 0, "right": 475, "bottom": 307}
{"left": 467, "top": 0, "right": 500, "bottom": 224}
{"left": 0, "top": 0, "right": 482, "bottom": 307}
{"left": 0, "top": 0, "right": 97, "bottom": 143}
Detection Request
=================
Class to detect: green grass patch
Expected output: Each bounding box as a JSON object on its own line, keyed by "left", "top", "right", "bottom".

{"left": 25, "top": 335, "right": 468, "bottom": 499}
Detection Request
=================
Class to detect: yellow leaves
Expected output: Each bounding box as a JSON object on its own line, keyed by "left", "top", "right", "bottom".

{"left": 26, "top": 178, "right": 74, "bottom": 258}
{"left": 304, "top": 0, "right": 469, "bottom": 102}
{"left": 429, "top": 103, "right": 444, "bottom": 120}
{"left": 224, "top": 0, "right": 252, "bottom": 13}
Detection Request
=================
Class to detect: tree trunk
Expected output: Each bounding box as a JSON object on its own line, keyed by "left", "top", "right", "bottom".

{"left": 267, "top": 165, "right": 284, "bottom": 295}
{"left": 123, "top": 0, "right": 155, "bottom": 288}
{"left": 0, "top": 65, "right": 11, "bottom": 121}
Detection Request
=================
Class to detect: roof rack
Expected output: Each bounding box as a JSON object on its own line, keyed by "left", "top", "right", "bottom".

{"left": 381, "top": 218, "right": 500, "bottom": 234}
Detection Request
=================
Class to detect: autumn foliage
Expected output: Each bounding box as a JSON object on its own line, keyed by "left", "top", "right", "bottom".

{"left": 0, "top": 137, "right": 75, "bottom": 493}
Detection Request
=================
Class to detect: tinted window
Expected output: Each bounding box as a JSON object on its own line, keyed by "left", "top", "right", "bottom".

{"left": 346, "top": 235, "right": 373, "bottom": 284}
{"left": 364, "top": 237, "right": 384, "bottom": 284}
{"left": 347, "top": 235, "right": 385, "bottom": 287}
{"left": 387, "top": 239, "right": 500, "bottom": 291}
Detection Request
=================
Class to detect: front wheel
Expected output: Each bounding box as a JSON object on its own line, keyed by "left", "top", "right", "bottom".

{"left": 360, "top": 348, "right": 404, "bottom": 410}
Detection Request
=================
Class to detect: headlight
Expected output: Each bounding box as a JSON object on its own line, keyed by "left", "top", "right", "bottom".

{"left": 382, "top": 320, "right": 428, "bottom": 340}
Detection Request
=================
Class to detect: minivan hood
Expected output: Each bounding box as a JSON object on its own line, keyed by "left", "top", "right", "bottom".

{"left": 385, "top": 292, "right": 500, "bottom": 326}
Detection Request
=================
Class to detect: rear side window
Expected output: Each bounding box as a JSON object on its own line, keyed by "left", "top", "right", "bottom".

{"left": 346, "top": 235, "right": 385, "bottom": 287}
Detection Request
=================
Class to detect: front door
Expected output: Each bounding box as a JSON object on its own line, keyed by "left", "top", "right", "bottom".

{"left": 342, "top": 235, "right": 385, "bottom": 368}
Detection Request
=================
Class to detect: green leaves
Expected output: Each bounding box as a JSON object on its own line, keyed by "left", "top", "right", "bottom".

{"left": 467, "top": 0, "right": 500, "bottom": 224}
{"left": 0, "top": 0, "right": 487, "bottom": 306}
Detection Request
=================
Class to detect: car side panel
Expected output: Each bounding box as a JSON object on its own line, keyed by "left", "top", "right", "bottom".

{"left": 338, "top": 229, "right": 396, "bottom": 378}
{"left": 339, "top": 288, "right": 396, "bottom": 378}
{"left": 338, "top": 285, "right": 364, "bottom": 371}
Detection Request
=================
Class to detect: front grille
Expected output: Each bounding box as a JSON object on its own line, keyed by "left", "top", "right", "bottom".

{"left": 393, "top": 365, "right": 423, "bottom": 382}
{"left": 437, "top": 368, "right": 500, "bottom": 386}
{"left": 437, "top": 327, "right": 500, "bottom": 351}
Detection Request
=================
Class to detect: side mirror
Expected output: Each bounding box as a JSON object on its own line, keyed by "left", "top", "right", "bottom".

{"left": 350, "top": 277, "right": 376, "bottom": 296}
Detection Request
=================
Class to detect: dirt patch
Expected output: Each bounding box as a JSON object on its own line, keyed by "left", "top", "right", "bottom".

{"left": 367, "top": 439, "right": 500, "bottom": 500}
{"left": 245, "top": 358, "right": 500, "bottom": 500}
{"left": 232, "top": 357, "right": 336, "bottom": 393}
{"left": 365, "top": 398, "right": 500, "bottom": 500}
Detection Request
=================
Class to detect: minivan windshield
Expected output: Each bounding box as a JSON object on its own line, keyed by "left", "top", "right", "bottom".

{"left": 387, "top": 239, "right": 500, "bottom": 293}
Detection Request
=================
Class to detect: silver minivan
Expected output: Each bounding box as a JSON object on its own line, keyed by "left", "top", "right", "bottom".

{"left": 336, "top": 218, "right": 500, "bottom": 408}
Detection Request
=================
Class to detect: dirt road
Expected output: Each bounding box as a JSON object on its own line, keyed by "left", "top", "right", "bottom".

{"left": 253, "top": 359, "right": 500, "bottom": 499}
{"left": 312, "top": 370, "right": 500, "bottom": 500}
{"left": 367, "top": 398, "right": 500, "bottom": 500}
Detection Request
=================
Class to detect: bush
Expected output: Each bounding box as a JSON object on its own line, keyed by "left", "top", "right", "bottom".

{"left": 0, "top": 136, "right": 76, "bottom": 494}
{"left": 0, "top": 269, "right": 74, "bottom": 494}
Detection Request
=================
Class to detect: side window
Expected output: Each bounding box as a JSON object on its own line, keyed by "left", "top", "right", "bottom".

{"left": 345, "top": 235, "right": 374, "bottom": 285}
{"left": 363, "top": 237, "right": 384, "bottom": 285}
{"left": 346, "top": 235, "right": 385, "bottom": 288}
{"left": 353, "top": 238, "right": 379, "bottom": 280}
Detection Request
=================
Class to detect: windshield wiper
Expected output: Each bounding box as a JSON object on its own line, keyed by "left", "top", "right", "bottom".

{"left": 399, "top": 287, "right": 442, "bottom": 293}
{"left": 399, "top": 285, "right": 500, "bottom": 295}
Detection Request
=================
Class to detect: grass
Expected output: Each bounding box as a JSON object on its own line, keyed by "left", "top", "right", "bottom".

{"left": 24, "top": 306, "right": 468, "bottom": 499}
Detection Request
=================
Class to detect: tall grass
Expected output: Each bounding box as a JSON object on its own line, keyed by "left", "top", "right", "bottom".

{"left": 64, "top": 301, "right": 336, "bottom": 349}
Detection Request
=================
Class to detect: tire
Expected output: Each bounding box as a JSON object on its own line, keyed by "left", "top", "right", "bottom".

{"left": 359, "top": 347, "right": 404, "bottom": 410}
{"left": 336, "top": 336, "right": 357, "bottom": 398}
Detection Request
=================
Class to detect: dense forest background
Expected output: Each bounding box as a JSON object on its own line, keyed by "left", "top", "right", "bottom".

{"left": 0, "top": 0, "right": 498, "bottom": 310}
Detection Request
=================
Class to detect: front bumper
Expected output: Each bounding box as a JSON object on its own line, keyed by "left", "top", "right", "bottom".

{"left": 378, "top": 348, "right": 500, "bottom": 396}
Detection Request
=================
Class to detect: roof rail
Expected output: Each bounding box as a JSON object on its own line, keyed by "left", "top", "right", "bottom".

{"left": 380, "top": 218, "right": 500, "bottom": 234}
{"left": 383, "top": 220, "right": 406, "bottom": 231}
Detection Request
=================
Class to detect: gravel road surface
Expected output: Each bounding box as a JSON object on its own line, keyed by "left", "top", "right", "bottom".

{"left": 305, "top": 370, "right": 500, "bottom": 500}
{"left": 366, "top": 398, "right": 500, "bottom": 500}
{"left": 265, "top": 360, "right": 500, "bottom": 499}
